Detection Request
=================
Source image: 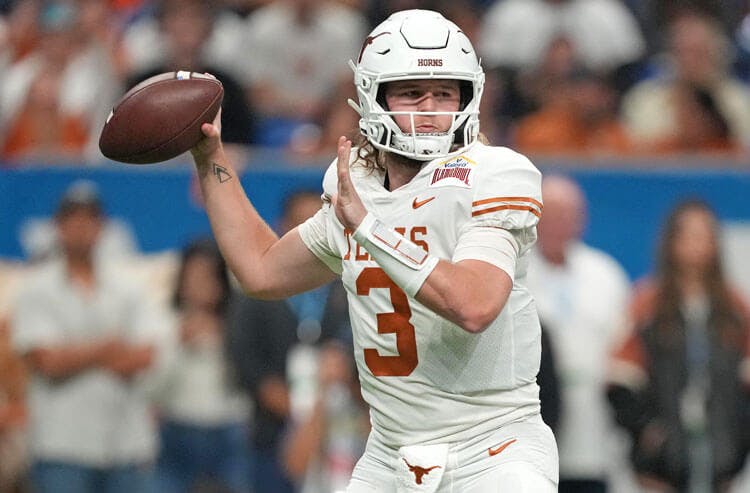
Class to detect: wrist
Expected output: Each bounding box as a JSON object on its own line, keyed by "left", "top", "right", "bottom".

{"left": 352, "top": 213, "right": 377, "bottom": 243}
{"left": 352, "top": 213, "right": 439, "bottom": 297}
{"left": 191, "top": 142, "right": 225, "bottom": 172}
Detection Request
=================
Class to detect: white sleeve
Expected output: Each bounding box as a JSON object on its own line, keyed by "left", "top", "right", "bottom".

{"left": 453, "top": 227, "right": 519, "bottom": 280}
{"left": 466, "top": 150, "right": 542, "bottom": 255}
{"left": 11, "top": 281, "right": 60, "bottom": 354}
{"left": 298, "top": 203, "right": 342, "bottom": 275}
{"left": 133, "top": 309, "right": 179, "bottom": 400}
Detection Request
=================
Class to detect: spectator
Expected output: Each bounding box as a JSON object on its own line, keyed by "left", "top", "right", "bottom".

{"left": 608, "top": 199, "right": 750, "bottom": 492}
{"left": 239, "top": 0, "right": 367, "bottom": 149}
{"left": 226, "top": 190, "right": 351, "bottom": 493}
{"left": 646, "top": 1, "right": 746, "bottom": 51}
{"left": 478, "top": 0, "right": 647, "bottom": 146}
{"left": 126, "top": 0, "right": 256, "bottom": 151}
{"left": 155, "top": 238, "right": 253, "bottom": 493}
{"left": 484, "top": 34, "right": 580, "bottom": 144}
{"left": 10, "top": 180, "right": 171, "bottom": 493}
{"left": 0, "top": 0, "right": 122, "bottom": 164}
{"left": 281, "top": 340, "right": 368, "bottom": 493}
{"left": 120, "top": 0, "right": 247, "bottom": 82}
{"left": 513, "top": 63, "right": 633, "bottom": 157}
{"left": 527, "top": 175, "right": 632, "bottom": 493}
{"left": 291, "top": 81, "right": 359, "bottom": 160}
{"left": 621, "top": 9, "right": 750, "bottom": 151}
{"left": 0, "top": 66, "right": 89, "bottom": 163}
{"left": 648, "top": 83, "right": 744, "bottom": 157}
{"left": 478, "top": 0, "right": 646, "bottom": 74}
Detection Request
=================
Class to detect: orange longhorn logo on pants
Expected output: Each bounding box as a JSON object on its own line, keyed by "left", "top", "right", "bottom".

{"left": 403, "top": 459, "right": 442, "bottom": 485}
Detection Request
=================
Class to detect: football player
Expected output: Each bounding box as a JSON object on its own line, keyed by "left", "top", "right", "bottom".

{"left": 191, "top": 9, "right": 558, "bottom": 492}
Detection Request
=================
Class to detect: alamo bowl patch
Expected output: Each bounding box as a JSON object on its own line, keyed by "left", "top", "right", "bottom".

{"left": 429, "top": 155, "right": 475, "bottom": 188}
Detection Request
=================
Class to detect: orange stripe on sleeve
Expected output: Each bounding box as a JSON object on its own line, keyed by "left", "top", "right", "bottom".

{"left": 472, "top": 196, "right": 544, "bottom": 210}
{"left": 472, "top": 204, "right": 542, "bottom": 218}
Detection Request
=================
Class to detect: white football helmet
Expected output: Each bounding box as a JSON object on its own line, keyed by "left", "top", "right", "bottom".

{"left": 349, "top": 10, "right": 485, "bottom": 160}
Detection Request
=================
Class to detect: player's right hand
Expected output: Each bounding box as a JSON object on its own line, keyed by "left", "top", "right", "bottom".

{"left": 191, "top": 107, "right": 223, "bottom": 163}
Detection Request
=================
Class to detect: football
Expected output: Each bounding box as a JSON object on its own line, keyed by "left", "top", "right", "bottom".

{"left": 99, "top": 71, "right": 224, "bottom": 164}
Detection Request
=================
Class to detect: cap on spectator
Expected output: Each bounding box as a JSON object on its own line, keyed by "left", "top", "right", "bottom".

{"left": 56, "top": 180, "right": 103, "bottom": 217}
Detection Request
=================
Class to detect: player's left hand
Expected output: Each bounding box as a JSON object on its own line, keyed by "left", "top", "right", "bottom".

{"left": 333, "top": 136, "right": 367, "bottom": 231}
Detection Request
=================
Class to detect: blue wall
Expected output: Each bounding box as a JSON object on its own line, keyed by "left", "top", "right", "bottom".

{"left": 2, "top": 165, "right": 749, "bottom": 281}
{"left": 562, "top": 168, "right": 750, "bottom": 280}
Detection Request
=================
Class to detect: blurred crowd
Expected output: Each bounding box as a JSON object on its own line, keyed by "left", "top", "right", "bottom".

{"left": 0, "top": 0, "right": 749, "bottom": 167}
{"left": 1, "top": 1, "right": 750, "bottom": 493}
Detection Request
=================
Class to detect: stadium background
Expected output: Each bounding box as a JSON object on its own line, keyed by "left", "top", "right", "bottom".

{"left": 2, "top": 162, "right": 749, "bottom": 290}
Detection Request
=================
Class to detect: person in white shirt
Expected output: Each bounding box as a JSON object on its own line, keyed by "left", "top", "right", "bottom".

{"left": 478, "top": 0, "right": 645, "bottom": 73}
{"left": 190, "top": 10, "right": 558, "bottom": 492}
{"left": 11, "top": 180, "right": 170, "bottom": 493}
{"left": 527, "top": 175, "right": 632, "bottom": 493}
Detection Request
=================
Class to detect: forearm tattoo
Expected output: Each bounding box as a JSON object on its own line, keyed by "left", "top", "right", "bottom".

{"left": 212, "top": 162, "right": 232, "bottom": 183}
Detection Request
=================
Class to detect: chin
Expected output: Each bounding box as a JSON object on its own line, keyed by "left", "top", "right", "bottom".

{"left": 391, "top": 152, "right": 425, "bottom": 169}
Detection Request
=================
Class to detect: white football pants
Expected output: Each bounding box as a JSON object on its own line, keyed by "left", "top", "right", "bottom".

{"left": 346, "top": 414, "right": 558, "bottom": 492}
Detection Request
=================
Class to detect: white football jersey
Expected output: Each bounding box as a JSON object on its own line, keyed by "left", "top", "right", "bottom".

{"left": 298, "top": 142, "right": 544, "bottom": 447}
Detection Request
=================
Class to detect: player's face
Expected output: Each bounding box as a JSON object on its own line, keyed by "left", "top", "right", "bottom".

{"left": 384, "top": 79, "right": 461, "bottom": 134}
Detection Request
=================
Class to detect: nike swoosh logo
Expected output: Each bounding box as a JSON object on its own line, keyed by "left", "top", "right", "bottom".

{"left": 488, "top": 438, "right": 517, "bottom": 457}
{"left": 412, "top": 196, "right": 436, "bottom": 209}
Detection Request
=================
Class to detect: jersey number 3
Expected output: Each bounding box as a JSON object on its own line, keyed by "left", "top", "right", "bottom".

{"left": 356, "top": 267, "right": 418, "bottom": 377}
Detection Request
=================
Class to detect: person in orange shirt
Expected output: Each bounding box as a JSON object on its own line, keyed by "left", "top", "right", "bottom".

{"left": 513, "top": 65, "right": 633, "bottom": 157}
{"left": 1, "top": 68, "right": 88, "bottom": 163}
{"left": 0, "top": 0, "right": 122, "bottom": 166}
